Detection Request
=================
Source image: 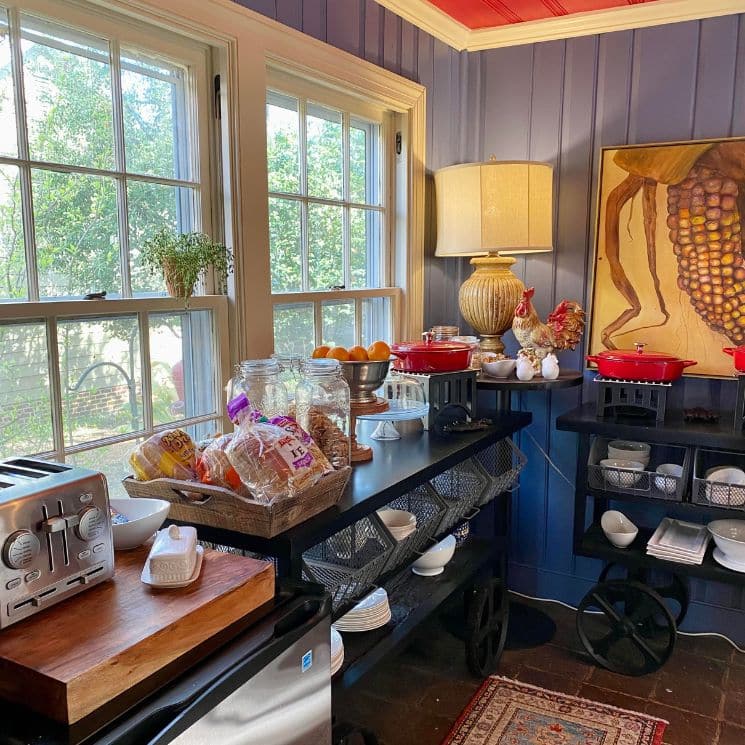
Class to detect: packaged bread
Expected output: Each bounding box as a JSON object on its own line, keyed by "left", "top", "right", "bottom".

{"left": 269, "top": 415, "right": 333, "bottom": 475}
{"left": 196, "top": 434, "right": 250, "bottom": 497}
{"left": 130, "top": 429, "right": 197, "bottom": 481}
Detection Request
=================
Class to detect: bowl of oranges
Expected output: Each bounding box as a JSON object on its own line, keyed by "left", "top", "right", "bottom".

{"left": 312, "top": 341, "right": 393, "bottom": 404}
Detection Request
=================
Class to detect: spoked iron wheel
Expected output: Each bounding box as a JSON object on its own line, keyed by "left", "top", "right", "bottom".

{"left": 598, "top": 563, "right": 689, "bottom": 626}
{"left": 465, "top": 577, "right": 509, "bottom": 677}
{"left": 577, "top": 580, "right": 676, "bottom": 676}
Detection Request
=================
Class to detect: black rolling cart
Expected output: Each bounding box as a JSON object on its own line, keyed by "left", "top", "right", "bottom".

{"left": 557, "top": 403, "right": 745, "bottom": 677}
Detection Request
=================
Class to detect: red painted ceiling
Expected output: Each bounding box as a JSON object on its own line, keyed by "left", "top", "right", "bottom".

{"left": 426, "top": 0, "right": 659, "bottom": 29}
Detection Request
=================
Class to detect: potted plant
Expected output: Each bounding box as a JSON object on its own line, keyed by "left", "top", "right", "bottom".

{"left": 142, "top": 228, "right": 233, "bottom": 300}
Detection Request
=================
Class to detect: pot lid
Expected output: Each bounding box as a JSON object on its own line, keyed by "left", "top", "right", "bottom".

{"left": 392, "top": 340, "right": 471, "bottom": 353}
{"left": 594, "top": 342, "right": 684, "bottom": 363}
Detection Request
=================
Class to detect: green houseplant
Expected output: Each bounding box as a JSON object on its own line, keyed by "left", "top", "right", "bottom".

{"left": 142, "top": 228, "right": 233, "bottom": 300}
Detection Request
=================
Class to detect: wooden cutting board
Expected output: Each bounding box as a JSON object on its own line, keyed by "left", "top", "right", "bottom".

{"left": 0, "top": 545, "right": 274, "bottom": 724}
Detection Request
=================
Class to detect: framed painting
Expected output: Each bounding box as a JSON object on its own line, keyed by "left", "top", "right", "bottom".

{"left": 588, "top": 137, "right": 745, "bottom": 378}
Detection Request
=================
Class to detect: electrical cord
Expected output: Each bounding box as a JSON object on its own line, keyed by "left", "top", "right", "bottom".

{"left": 509, "top": 589, "right": 745, "bottom": 654}
{"left": 522, "top": 429, "right": 575, "bottom": 488}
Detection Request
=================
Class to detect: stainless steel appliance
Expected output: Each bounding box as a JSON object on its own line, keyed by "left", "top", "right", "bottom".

{"left": 0, "top": 457, "right": 113, "bottom": 628}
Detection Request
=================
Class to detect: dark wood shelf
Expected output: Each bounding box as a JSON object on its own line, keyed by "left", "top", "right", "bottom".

{"left": 557, "top": 403, "right": 743, "bottom": 451}
{"left": 477, "top": 369, "right": 583, "bottom": 391}
{"left": 333, "top": 538, "right": 497, "bottom": 690}
{"left": 579, "top": 523, "right": 745, "bottom": 587}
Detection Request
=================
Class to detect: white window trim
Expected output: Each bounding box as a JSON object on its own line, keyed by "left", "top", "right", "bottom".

{"left": 93, "top": 0, "right": 427, "bottom": 360}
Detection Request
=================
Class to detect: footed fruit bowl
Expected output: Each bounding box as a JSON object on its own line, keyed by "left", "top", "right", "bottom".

{"left": 340, "top": 359, "right": 392, "bottom": 404}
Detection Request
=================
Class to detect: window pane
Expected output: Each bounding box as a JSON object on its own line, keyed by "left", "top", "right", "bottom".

{"left": 57, "top": 315, "right": 142, "bottom": 446}
{"left": 128, "top": 180, "right": 196, "bottom": 295}
{"left": 122, "top": 50, "right": 187, "bottom": 179}
{"left": 273, "top": 303, "right": 314, "bottom": 357}
{"left": 0, "top": 165, "right": 26, "bottom": 300}
{"left": 0, "top": 321, "right": 54, "bottom": 459}
{"left": 269, "top": 197, "right": 302, "bottom": 293}
{"left": 0, "top": 11, "right": 17, "bottom": 157}
{"left": 67, "top": 438, "right": 144, "bottom": 499}
{"left": 308, "top": 203, "right": 342, "bottom": 291}
{"left": 150, "top": 311, "right": 216, "bottom": 426}
{"left": 350, "top": 208, "right": 381, "bottom": 289}
{"left": 267, "top": 92, "right": 300, "bottom": 194}
{"left": 361, "top": 296, "right": 391, "bottom": 346}
{"left": 322, "top": 300, "right": 354, "bottom": 349}
{"left": 33, "top": 169, "right": 120, "bottom": 298}
{"left": 21, "top": 15, "right": 114, "bottom": 170}
{"left": 306, "top": 103, "right": 342, "bottom": 200}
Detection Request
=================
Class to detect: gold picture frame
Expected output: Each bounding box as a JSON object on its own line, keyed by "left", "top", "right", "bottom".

{"left": 588, "top": 136, "right": 745, "bottom": 379}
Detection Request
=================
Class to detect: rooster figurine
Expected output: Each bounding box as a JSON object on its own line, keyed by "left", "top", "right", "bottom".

{"left": 512, "top": 287, "right": 586, "bottom": 361}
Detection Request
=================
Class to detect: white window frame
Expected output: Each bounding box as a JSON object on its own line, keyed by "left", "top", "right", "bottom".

{"left": 0, "top": 0, "right": 232, "bottom": 466}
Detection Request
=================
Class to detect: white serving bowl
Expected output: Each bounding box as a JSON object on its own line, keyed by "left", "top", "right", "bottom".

{"left": 481, "top": 359, "right": 517, "bottom": 378}
{"left": 411, "top": 534, "right": 456, "bottom": 576}
{"left": 600, "top": 459, "right": 645, "bottom": 488}
{"left": 607, "top": 440, "right": 651, "bottom": 467}
{"left": 109, "top": 498, "right": 170, "bottom": 550}
{"left": 377, "top": 508, "right": 415, "bottom": 530}
{"left": 704, "top": 467, "right": 745, "bottom": 506}
{"left": 708, "top": 520, "right": 745, "bottom": 563}
{"left": 600, "top": 510, "right": 638, "bottom": 548}
{"left": 654, "top": 463, "right": 683, "bottom": 495}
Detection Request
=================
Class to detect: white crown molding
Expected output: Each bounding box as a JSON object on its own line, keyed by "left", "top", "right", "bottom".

{"left": 374, "top": 0, "right": 745, "bottom": 51}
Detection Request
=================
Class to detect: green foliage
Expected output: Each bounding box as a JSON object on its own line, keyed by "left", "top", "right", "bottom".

{"left": 141, "top": 228, "right": 232, "bottom": 300}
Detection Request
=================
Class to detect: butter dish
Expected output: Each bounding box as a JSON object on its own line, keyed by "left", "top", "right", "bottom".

{"left": 141, "top": 524, "right": 203, "bottom": 588}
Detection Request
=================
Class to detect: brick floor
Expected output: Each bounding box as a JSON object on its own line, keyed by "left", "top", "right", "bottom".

{"left": 333, "top": 594, "right": 739, "bottom": 745}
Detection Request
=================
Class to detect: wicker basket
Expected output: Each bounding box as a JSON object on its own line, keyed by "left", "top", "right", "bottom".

{"left": 121, "top": 466, "right": 351, "bottom": 539}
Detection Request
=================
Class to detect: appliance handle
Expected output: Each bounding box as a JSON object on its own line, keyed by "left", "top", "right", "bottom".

{"left": 585, "top": 355, "right": 600, "bottom": 364}
{"left": 723, "top": 347, "right": 736, "bottom": 357}
{"left": 96, "top": 594, "right": 329, "bottom": 745}
{"left": 680, "top": 360, "right": 697, "bottom": 368}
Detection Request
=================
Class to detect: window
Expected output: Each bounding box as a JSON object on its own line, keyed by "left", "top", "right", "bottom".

{"left": 266, "top": 77, "right": 401, "bottom": 357}
{"left": 0, "top": 0, "right": 228, "bottom": 494}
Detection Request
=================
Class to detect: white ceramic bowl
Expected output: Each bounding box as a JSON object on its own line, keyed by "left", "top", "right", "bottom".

{"left": 600, "top": 510, "right": 639, "bottom": 548}
{"left": 607, "top": 440, "right": 651, "bottom": 467}
{"left": 708, "top": 520, "right": 745, "bottom": 563}
{"left": 109, "top": 498, "right": 170, "bottom": 550}
{"left": 600, "top": 459, "right": 645, "bottom": 488}
{"left": 704, "top": 467, "right": 745, "bottom": 506}
{"left": 481, "top": 359, "right": 517, "bottom": 378}
{"left": 411, "top": 534, "right": 456, "bottom": 576}
{"left": 377, "top": 508, "right": 415, "bottom": 530}
{"left": 654, "top": 463, "right": 684, "bottom": 495}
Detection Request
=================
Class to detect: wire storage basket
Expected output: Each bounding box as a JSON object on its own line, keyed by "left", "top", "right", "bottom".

{"left": 379, "top": 483, "right": 447, "bottom": 574}
{"left": 302, "top": 514, "right": 395, "bottom": 614}
{"left": 473, "top": 438, "right": 527, "bottom": 506}
{"left": 693, "top": 447, "right": 745, "bottom": 510}
{"left": 431, "top": 458, "right": 490, "bottom": 535}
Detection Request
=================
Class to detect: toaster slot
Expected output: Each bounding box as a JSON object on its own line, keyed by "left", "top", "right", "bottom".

{"left": 0, "top": 465, "right": 45, "bottom": 480}
{"left": 0, "top": 481, "right": 13, "bottom": 490}
{"left": 41, "top": 505, "right": 54, "bottom": 574}
{"left": 12, "top": 598, "right": 35, "bottom": 611}
{"left": 3, "top": 459, "right": 69, "bottom": 474}
{"left": 57, "top": 500, "right": 69, "bottom": 566}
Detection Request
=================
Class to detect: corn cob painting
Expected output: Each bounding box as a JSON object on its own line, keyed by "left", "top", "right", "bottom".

{"left": 589, "top": 138, "right": 745, "bottom": 378}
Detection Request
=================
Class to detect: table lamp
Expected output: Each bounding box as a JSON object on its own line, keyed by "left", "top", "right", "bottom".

{"left": 434, "top": 159, "right": 554, "bottom": 354}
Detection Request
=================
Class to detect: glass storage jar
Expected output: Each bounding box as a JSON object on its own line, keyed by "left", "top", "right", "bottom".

{"left": 233, "top": 358, "right": 289, "bottom": 418}
{"left": 295, "top": 358, "right": 351, "bottom": 468}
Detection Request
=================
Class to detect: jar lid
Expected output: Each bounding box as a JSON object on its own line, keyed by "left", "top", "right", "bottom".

{"left": 300, "top": 358, "right": 341, "bottom": 375}
{"left": 240, "top": 358, "right": 280, "bottom": 374}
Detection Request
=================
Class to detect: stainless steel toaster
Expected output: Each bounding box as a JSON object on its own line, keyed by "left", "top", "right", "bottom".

{"left": 0, "top": 457, "right": 114, "bottom": 628}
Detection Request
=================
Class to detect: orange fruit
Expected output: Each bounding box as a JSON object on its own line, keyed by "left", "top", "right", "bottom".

{"left": 348, "top": 345, "right": 369, "bottom": 361}
{"left": 312, "top": 345, "right": 330, "bottom": 358}
{"left": 326, "top": 346, "right": 350, "bottom": 361}
{"left": 367, "top": 340, "right": 391, "bottom": 361}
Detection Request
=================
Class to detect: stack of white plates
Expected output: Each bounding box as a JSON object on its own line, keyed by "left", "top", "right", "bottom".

{"left": 330, "top": 627, "right": 344, "bottom": 675}
{"left": 334, "top": 588, "right": 392, "bottom": 632}
{"left": 377, "top": 508, "right": 417, "bottom": 542}
{"left": 646, "top": 518, "right": 710, "bottom": 565}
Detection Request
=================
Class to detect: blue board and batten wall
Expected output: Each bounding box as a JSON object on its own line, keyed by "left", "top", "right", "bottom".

{"left": 233, "top": 0, "right": 745, "bottom": 640}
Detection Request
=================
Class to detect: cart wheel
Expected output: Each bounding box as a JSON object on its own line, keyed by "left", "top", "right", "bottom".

{"left": 465, "top": 578, "right": 509, "bottom": 677}
{"left": 577, "top": 580, "right": 676, "bottom": 676}
{"left": 597, "top": 563, "right": 689, "bottom": 626}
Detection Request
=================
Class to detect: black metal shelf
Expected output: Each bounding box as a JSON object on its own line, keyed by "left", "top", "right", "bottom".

{"left": 333, "top": 538, "right": 497, "bottom": 690}
{"left": 579, "top": 523, "right": 745, "bottom": 587}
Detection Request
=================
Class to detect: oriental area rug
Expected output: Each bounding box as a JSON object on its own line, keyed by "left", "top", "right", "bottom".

{"left": 442, "top": 677, "right": 667, "bottom": 745}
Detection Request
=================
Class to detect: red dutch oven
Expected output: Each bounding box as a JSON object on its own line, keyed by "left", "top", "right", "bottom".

{"left": 723, "top": 346, "right": 745, "bottom": 372}
{"left": 391, "top": 336, "right": 472, "bottom": 373}
{"left": 586, "top": 343, "right": 697, "bottom": 382}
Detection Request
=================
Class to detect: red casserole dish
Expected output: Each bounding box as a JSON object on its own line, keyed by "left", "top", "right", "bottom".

{"left": 723, "top": 346, "right": 745, "bottom": 372}
{"left": 586, "top": 343, "right": 696, "bottom": 382}
{"left": 391, "top": 339, "right": 472, "bottom": 373}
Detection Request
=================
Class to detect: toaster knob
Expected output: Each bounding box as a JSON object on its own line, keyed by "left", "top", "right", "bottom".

{"left": 3, "top": 530, "right": 41, "bottom": 570}
{"left": 76, "top": 506, "right": 105, "bottom": 542}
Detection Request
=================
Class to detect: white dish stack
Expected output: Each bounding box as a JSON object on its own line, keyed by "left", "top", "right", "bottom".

{"left": 646, "top": 518, "right": 710, "bottom": 565}
{"left": 330, "top": 627, "right": 344, "bottom": 675}
{"left": 376, "top": 509, "right": 416, "bottom": 541}
{"left": 333, "top": 588, "right": 392, "bottom": 632}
